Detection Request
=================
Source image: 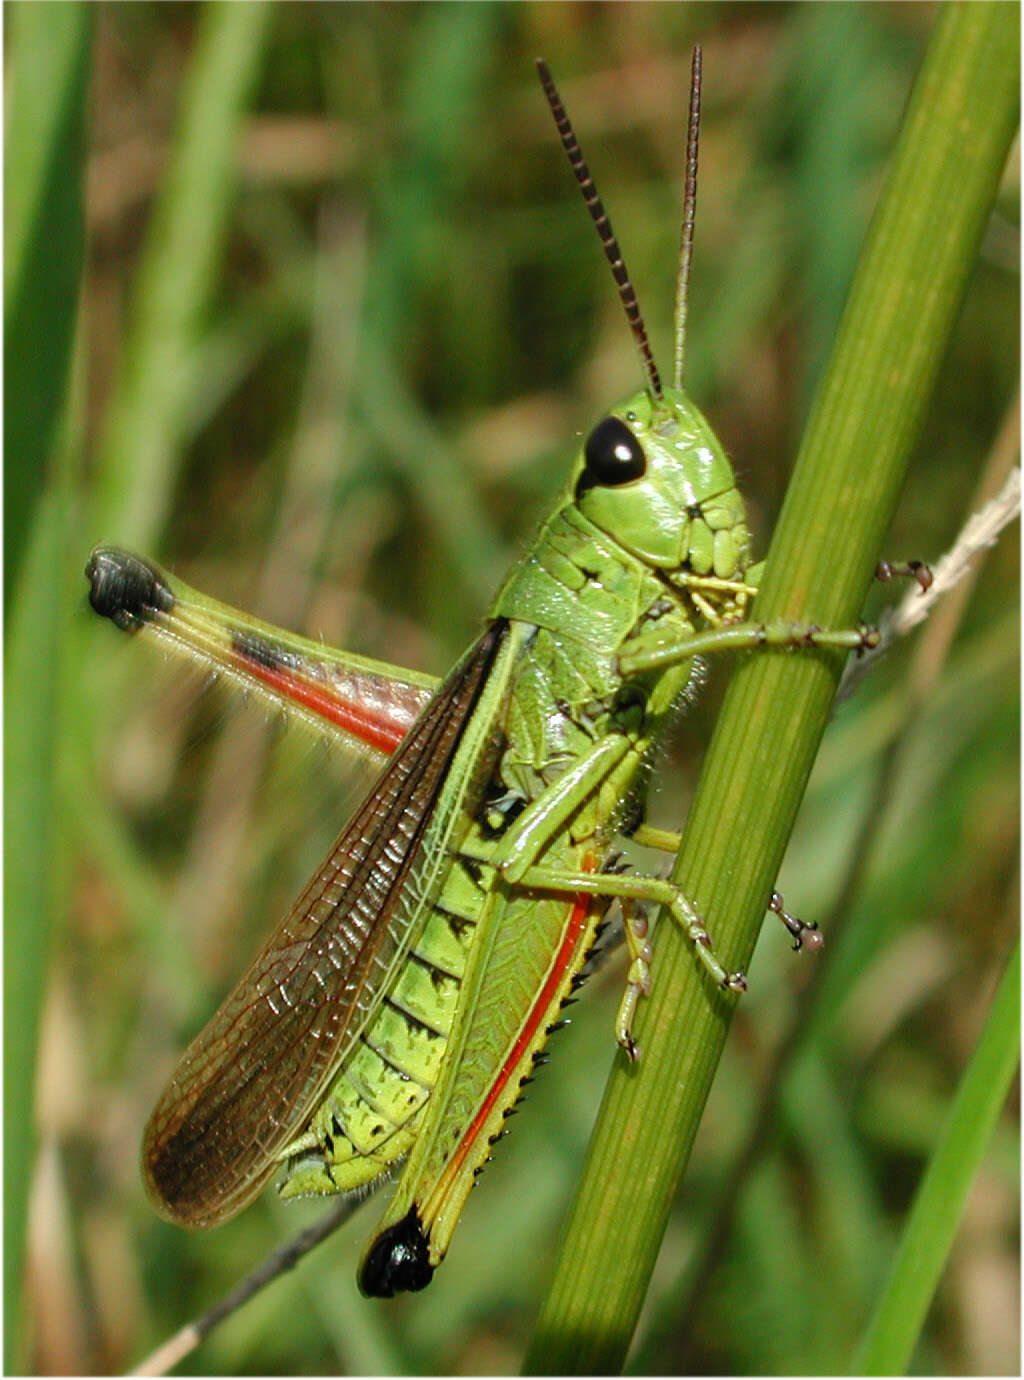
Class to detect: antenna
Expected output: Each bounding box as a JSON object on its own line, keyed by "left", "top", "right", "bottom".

{"left": 536, "top": 59, "right": 663, "bottom": 400}
{"left": 673, "top": 46, "right": 702, "bottom": 391}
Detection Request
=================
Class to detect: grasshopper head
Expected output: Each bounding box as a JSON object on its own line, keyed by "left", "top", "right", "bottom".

{"left": 538, "top": 54, "right": 746, "bottom": 588}
{"left": 573, "top": 386, "right": 752, "bottom": 581}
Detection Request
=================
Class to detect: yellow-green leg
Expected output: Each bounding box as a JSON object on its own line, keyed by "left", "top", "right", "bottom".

{"left": 512, "top": 863, "right": 746, "bottom": 1058}
{"left": 619, "top": 617, "right": 880, "bottom": 678}
{"left": 630, "top": 824, "right": 823, "bottom": 953}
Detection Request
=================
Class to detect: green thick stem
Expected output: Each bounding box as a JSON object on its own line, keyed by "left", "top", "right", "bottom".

{"left": 524, "top": 4, "right": 1019, "bottom": 1372}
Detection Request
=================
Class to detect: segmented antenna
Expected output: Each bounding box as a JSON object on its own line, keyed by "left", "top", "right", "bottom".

{"left": 536, "top": 59, "right": 663, "bottom": 400}
{"left": 673, "top": 46, "right": 702, "bottom": 391}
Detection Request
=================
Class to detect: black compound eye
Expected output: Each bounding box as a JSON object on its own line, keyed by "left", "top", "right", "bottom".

{"left": 577, "top": 416, "right": 646, "bottom": 496}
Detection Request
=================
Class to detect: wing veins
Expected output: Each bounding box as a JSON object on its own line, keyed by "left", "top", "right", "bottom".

{"left": 142, "top": 624, "right": 506, "bottom": 1226}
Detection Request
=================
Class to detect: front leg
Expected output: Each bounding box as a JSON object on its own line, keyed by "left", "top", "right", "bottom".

{"left": 619, "top": 618, "right": 880, "bottom": 678}
{"left": 619, "top": 555, "right": 931, "bottom": 678}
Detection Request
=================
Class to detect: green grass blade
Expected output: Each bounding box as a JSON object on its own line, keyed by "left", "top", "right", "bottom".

{"left": 524, "top": 5, "right": 1019, "bottom": 1371}
{"left": 3, "top": 0, "right": 91, "bottom": 608}
{"left": 5, "top": 493, "right": 74, "bottom": 1370}
{"left": 90, "top": 0, "right": 272, "bottom": 549}
{"left": 853, "top": 940, "right": 1019, "bottom": 1375}
{"left": 3, "top": 4, "right": 91, "bottom": 1365}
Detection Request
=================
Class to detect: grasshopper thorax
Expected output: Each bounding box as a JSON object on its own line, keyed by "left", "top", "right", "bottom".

{"left": 573, "top": 387, "right": 752, "bottom": 581}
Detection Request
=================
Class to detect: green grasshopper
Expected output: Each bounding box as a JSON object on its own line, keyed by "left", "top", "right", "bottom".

{"left": 86, "top": 53, "right": 925, "bottom": 1298}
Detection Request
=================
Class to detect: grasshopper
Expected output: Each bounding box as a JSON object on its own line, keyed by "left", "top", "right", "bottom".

{"left": 86, "top": 53, "right": 924, "bottom": 1298}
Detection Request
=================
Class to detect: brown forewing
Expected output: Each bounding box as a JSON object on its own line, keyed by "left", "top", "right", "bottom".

{"left": 142, "top": 622, "right": 508, "bottom": 1227}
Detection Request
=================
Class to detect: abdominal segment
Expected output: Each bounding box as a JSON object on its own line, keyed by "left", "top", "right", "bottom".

{"left": 278, "top": 896, "right": 478, "bottom": 1197}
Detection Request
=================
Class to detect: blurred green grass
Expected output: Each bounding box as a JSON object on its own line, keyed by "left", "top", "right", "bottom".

{"left": 6, "top": 3, "right": 1018, "bottom": 1374}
